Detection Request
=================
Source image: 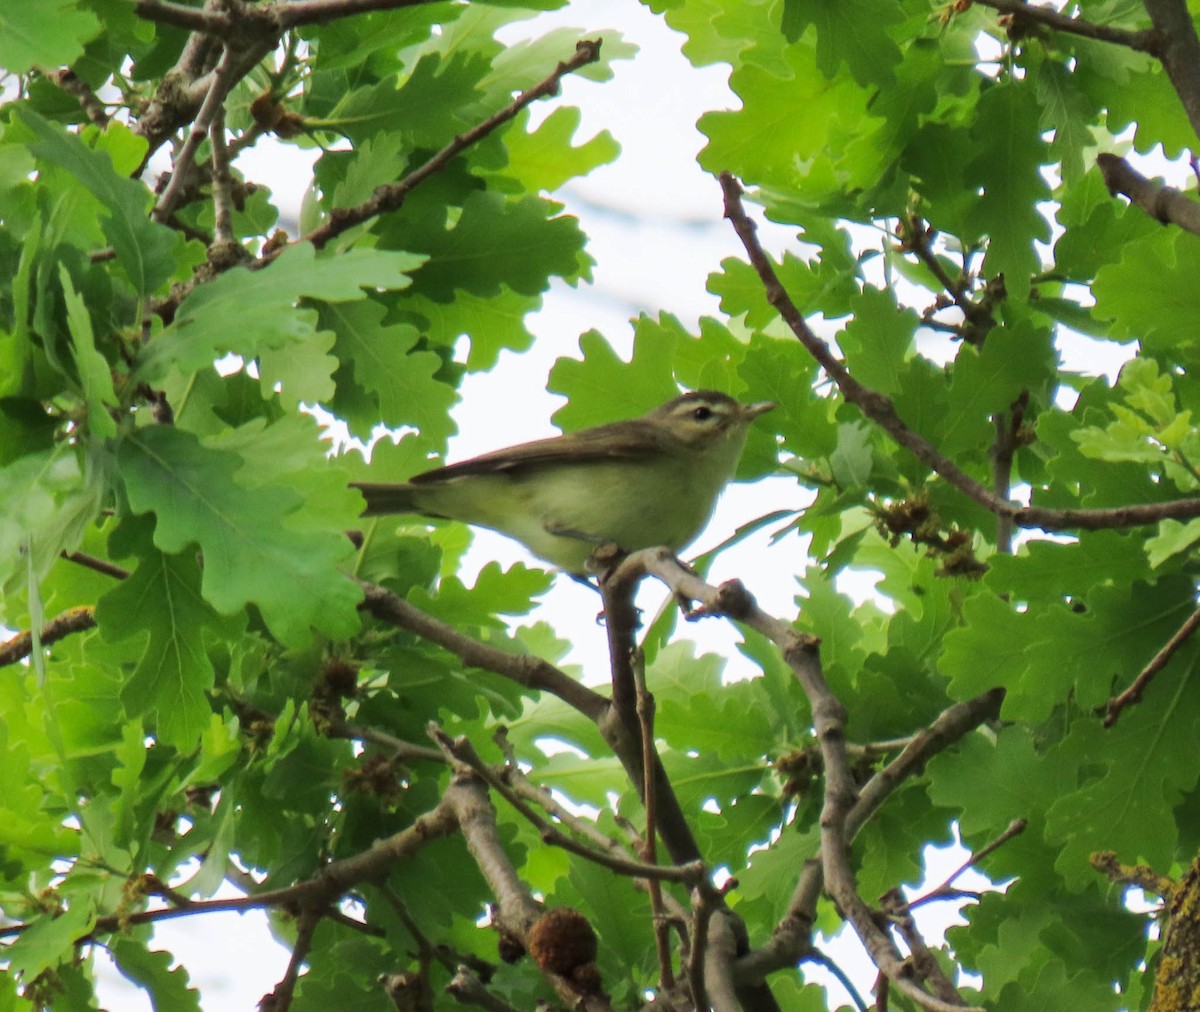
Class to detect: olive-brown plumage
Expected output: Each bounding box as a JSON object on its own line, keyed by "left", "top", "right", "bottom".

{"left": 352, "top": 390, "right": 775, "bottom": 574}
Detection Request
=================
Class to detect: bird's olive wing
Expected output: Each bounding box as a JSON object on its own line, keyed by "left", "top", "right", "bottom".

{"left": 408, "top": 419, "right": 670, "bottom": 484}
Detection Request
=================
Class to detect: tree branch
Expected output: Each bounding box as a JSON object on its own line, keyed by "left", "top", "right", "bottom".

{"left": 134, "top": 0, "right": 231, "bottom": 34}
{"left": 969, "top": 0, "right": 1157, "bottom": 51}
{"left": 0, "top": 797, "right": 459, "bottom": 942}
{"left": 719, "top": 172, "right": 1200, "bottom": 533}
{"left": 990, "top": 393, "right": 1028, "bottom": 554}
{"left": 299, "top": 38, "right": 603, "bottom": 253}
{"left": 445, "top": 965, "right": 524, "bottom": 1012}
{"left": 1143, "top": 0, "right": 1200, "bottom": 142}
{"left": 152, "top": 40, "right": 269, "bottom": 223}
{"left": 1097, "top": 152, "right": 1200, "bottom": 236}
{"left": 734, "top": 674, "right": 1003, "bottom": 983}
{"left": 358, "top": 581, "right": 607, "bottom": 720}
{"left": 432, "top": 748, "right": 613, "bottom": 1012}
{"left": 436, "top": 728, "right": 706, "bottom": 886}
{"left": 209, "top": 104, "right": 236, "bottom": 246}
{"left": 45, "top": 69, "right": 109, "bottom": 126}
{"left": 0, "top": 606, "right": 97, "bottom": 667}
{"left": 908, "top": 818, "right": 1027, "bottom": 910}
{"left": 879, "top": 888, "right": 963, "bottom": 1006}
{"left": 61, "top": 551, "right": 130, "bottom": 580}
{"left": 610, "top": 549, "right": 987, "bottom": 1012}
{"left": 263, "top": 906, "right": 321, "bottom": 1011}
{"left": 133, "top": 16, "right": 222, "bottom": 172}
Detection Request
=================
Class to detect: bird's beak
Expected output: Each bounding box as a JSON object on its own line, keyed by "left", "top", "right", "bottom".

{"left": 744, "top": 401, "right": 777, "bottom": 420}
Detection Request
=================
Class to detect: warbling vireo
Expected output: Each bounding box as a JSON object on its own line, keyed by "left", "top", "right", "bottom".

{"left": 352, "top": 390, "right": 776, "bottom": 575}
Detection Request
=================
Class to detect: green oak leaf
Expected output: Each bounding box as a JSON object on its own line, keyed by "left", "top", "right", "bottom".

{"left": 781, "top": 0, "right": 903, "bottom": 87}
{"left": 492, "top": 106, "right": 619, "bottom": 194}
{"left": 136, "top": 243, "right": 427, "bottom": 382}
{"left": 965, "top": 83, "right": 1052, "bottom": 299}
{"left": 410, "top": 192, "right": 588, "bottom": 299}
{"left": 96, "top": 521, "right": 235, "bottom": 748}
{"left": 1046, "top": 652, "right": 1200, "bottom": 888}
{"left": 1093, "top": 229, "right": 1200, "bottom": 352}
{"left": 548, "top": 323, "right": 681, "bottom": 431}
{"left": 58, "top": 266, "right": 117, "bottom": 439}
{"left": 322, "top": 298, "right": 457, "bottom": 441}
{"left": 699, "top": 45, "right": 874, "bottom": 189}
{"left": 16, "top": 108, "right": 175, "bottom": 294}
{"left": 118, "top": 425, "right": 361, "bottom": 646}
{"left": 400, "top": 285, "right": 537, "bottom": 371}
{"left": 3, "top": 897, "right": 97, "bottom": 980}
{"left": 107, "top": 936, "right": 202, "bottom": 1012}
{"left": 0, "top": 2, "right": 101, "bottom": 74}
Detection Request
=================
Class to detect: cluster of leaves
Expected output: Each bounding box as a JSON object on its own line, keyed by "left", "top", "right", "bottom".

{"left": 1, "top": 0, "right": 1200, "bottom": 1009}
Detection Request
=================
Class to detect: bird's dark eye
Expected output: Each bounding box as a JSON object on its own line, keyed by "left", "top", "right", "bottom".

{"left": 692, "top": 406, "right": 713, "bottom": 421}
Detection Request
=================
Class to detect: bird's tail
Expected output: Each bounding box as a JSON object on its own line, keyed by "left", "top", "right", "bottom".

{"left": 351, "top": 482, "right": 420, "bottom": 517}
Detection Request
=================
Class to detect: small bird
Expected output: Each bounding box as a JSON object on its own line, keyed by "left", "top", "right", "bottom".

{"left": 352, "top": 390, "right": 775, "bottom": 575}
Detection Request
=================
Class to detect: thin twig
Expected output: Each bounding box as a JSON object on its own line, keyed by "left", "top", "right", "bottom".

{"left": 298, "top": 39, "right": 603, "bottom": 252}
{"left": 990, "top": 392, "right": 1028, "bottom": 555}
{"left": 908, "top": 819, "right": 1027, "bottom": 910}
{"left": 880, "top": 889, "right": 962, "bottom": 1005}
{"left": 445, "top": 965, "right": 524, "bottom": 1012}
{"left": 428, "top": 743, "right": 614, "bottom": 1012}
{"left": 805, "top": 949, "right": 869, "bottom": 1012}
{"left": 1104, "top": 600, "right": 1200, "bottom": 726}
{"left": 901, "top": 214, "right": 995, "bottom": 344}
{"left": 495, "top": 729, "right": 694, "bottom": 880}
{"left": 685, "top": 886, "right": 717, "bottom": 1012}
{"left": 326, "top": 719, "right": 446, "bottom": 765}
{"left": 1, "top": 798, "right": 458, "bottom": 944}
{"left": 737, "top": 687, "right": 1004, "bottom": 984}
{"left": 719, "top": 172, "right": 1200, "bottom": 534}
{"left": 133, "top": 16, "right": 222, "bottom": 172}
{"left": 596, "top": 566, "right": 703, "bottom": 868}
{"left": 60, "top": 551, "right": 130, "bottom": 580}
{"left": 439, "top": 729, "right": 703, "bottom": 885}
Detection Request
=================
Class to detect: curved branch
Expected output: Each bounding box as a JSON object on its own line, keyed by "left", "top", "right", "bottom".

{"left": 357, "top": 581, "right": 607, "bottom": 720}
{"left": 435, "top": 756, "right": 613, "bottom": 1012}
{"left": 152, "top": 40, "right": 272, "bottom": 223}
{"left": 719, "top": 172, "right": 1200, "bottom": 533}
